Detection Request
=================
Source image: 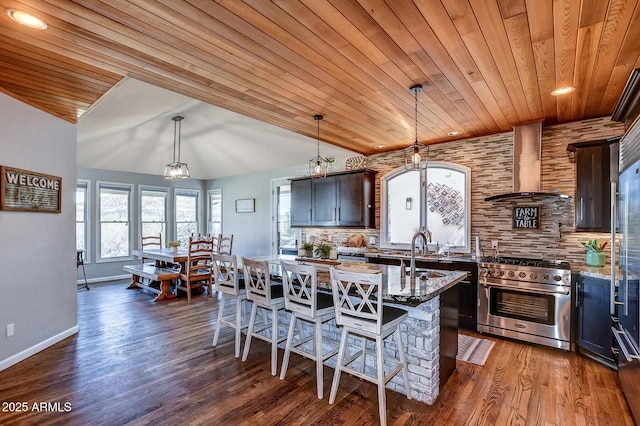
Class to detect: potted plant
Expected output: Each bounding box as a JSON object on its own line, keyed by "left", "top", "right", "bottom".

{"left": 167, "top": 241, "right": 181, "bottom": 252}
{"left": 581, "top": 239, "right": 607, "bottom": 267}
{"left": 301, "top": 242, "right": 314, "bottom": 258}
{"left": 314, "top": 242, "right": 332, "bottom": 259}
{"left": 324, "top": 156, "right": 335, "bottom": 172}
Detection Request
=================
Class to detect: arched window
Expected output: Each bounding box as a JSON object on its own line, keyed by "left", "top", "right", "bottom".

{"left": 380, "top": 162, "right": 471, "bottom": 253}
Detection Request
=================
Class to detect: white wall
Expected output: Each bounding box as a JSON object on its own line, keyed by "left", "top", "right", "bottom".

{"left": 207, "top": 165, "right": 303, "bottom": 258}
{"left": 0, "top": 93, "right": 78, "bottom": 370}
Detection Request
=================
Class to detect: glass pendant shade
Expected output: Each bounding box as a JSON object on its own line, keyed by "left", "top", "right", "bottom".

{"left": 164, "top": 115, "right": 190, "bottom": 179}
{"left": 308, "top": 115, "right": 328, "bottom": 178}
{"left": 404, "top": 84, "right": 429, "bottom": 170}
{"left": 164, "top": 162, "right": 190, "bottom": 179}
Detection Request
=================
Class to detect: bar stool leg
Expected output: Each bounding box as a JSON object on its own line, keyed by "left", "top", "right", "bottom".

{"left": 279, "top": 313, "right": 298, "bottom": 380}
{"left": 234, "top": 296, "right": 243, "bottom": 358}
{"left": 376, "top": 335, "right": 387, "bottom": 426}
{"left": 397, "top": 328, "right": 412, "bottom": 399}
{"left": 212, "top": 293, "right": 226, "bottom": 348}
{"left": 242, "top": 303, "right": 258, "bottom": 362}
{"left": 329, "top": 327, "right": 348, "bottom": 404}
{"left": 314, "top": 316, "right": 324, "bottom": 399}
{"left": 270, "top": 307, "right": 279, "bottom": 376}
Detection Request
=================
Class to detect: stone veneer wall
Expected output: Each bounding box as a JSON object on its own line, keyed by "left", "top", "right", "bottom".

{"left": 302, "top": 117, "right": 625, "bottom": 268}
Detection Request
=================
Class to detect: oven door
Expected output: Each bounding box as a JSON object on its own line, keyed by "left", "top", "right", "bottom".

{"left": 478, "top": 279, "right": 572, "bottom": 350}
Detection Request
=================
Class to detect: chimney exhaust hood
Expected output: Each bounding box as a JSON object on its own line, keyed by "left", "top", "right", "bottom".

{"left": 484, "top": 122, "right": 571, "bottom": 202}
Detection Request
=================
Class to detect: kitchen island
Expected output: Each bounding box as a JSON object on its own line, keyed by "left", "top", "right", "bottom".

{"left": 293, "top": 258, "right": 467, "bottom": 404}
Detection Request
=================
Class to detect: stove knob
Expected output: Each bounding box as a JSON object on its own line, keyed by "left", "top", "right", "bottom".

{"left": 519, "top": 271, "right": 526, "bottom": 278}
{"left": 542, "top": 274, "right": 550, "bottom": 281}
{"left": 530, "top": 272, "right": 538, "bottom": 280}
{"left": 508, "top": 271, "right": 515, "bottom": 278}
{"left": 480, "top": 268, "right": 490, "bottom": 276}
{"left": 553, "top": 275, "right": 562, "bottom": 282}
{"left": 496, "top": 269, "right": 505, "bottom": 277}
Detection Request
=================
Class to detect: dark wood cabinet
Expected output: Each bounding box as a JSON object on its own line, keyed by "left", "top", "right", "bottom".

{"left": 290, "top": 178, "right": 312, "bottom": 227}
{"left": 574, "top": 273, "right": 615, "bottom": 368}
{"left": 569, "top": 138, "right": 619, "bottom": 232}
{"left": 290, "top": 169, "right": 376, "bottom": 228}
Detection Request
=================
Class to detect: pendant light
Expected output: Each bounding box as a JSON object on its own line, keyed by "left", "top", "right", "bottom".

{"left": 163, "top": 115, "right": 190, "bottom": 179}
{"left": 404, "top": 84, "right": 429, "bottom": 170}
{"left": 309, "top": 115, "right": 328, "bottom": 178}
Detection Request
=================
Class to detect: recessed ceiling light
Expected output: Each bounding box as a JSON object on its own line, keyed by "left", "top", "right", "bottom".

{"left": 551, "top": 86, "right": 575, "bottom": 96}
{"left": 374, "top": 144, "right": 387, "bottom": 150}
{"left": 5, "top": 9, "right": 48, "bottom": 30}
{"left": 447, "top": 131, "right": 462, "bottom": 137}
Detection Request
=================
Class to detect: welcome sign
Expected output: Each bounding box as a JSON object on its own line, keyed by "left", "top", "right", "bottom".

{"left": 0, "top": 166, "right": 62, "bottom": 213}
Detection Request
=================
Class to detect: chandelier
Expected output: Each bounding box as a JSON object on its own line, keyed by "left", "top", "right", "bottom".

{"left": 163, "top": 115, "right": 190, "bottom": 179}
{"left": 404, "top": 84, "right": 429, "bottom": 170}
{"left": 309, "top": 115, "right": 328, "bottom": 178}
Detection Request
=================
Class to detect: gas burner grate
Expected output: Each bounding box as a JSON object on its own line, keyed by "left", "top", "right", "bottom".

{"left": 480, "top": 256, "right": 570, "bottom": 270}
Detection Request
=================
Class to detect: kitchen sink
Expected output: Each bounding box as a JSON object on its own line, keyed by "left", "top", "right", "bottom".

{"left": 405, "top": 268, "right": 443, "bottom": 280}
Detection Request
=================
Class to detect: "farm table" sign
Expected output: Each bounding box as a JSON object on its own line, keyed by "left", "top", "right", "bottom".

{"left": 0, "top": 166, "right": 62, "bottom": 213}
{"left": 513, "top": 206, "right": 539, "bottom": 229}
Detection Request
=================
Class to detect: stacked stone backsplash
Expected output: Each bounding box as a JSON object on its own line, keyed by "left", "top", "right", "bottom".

{"left": 300, "top": 117, "right": 624, "bottom": 268}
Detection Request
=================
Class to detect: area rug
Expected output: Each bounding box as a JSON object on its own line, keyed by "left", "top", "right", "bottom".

{"left": 456, "top": 334, "right": 495, "bottom": 366}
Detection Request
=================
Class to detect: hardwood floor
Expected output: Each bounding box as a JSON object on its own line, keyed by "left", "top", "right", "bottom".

{"left": 0, "top": 282, "right": 634, "bottom": 425}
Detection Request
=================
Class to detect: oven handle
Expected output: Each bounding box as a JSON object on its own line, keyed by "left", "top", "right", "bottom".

{"left": 612, "top": 324, "right": 639, "bottom": 362}
{"left": 479, "top": 281, "right": 570, "bottom": 296}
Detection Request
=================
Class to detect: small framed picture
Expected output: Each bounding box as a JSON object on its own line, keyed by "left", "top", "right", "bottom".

{"left": 235, "top": 198, "right": 255, "bottom": 213}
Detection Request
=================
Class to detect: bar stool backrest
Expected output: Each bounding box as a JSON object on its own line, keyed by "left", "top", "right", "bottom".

{"left": 242, "top": 257, "right": 276, "bottom": 305}
{"left": 212, "top": 253, "right": 242, "bottom": 296}
{"left": 330, "top": 268, "right": 384, "bottom": 336}
{"left": 281, "top": 261, "right": 318, "bottom": 318}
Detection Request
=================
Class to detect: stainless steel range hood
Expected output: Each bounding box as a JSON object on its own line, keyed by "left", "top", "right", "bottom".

{"left": 484, "top": 122, "right": 571, "bottom": 202}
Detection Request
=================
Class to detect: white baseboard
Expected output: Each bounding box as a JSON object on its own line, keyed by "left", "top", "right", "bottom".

{"left": 0, "top": 325, "right": 79, "bottom": 372}
{"left": 77, "top": 274, "right": 129, "bottom": 285}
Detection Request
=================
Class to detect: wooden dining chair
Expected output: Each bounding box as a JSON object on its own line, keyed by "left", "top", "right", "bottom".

{"left": 140, "top": 233, "right": 162, "bottom": 264}
{"left": 177, "top": 235, "right": 214, "bottom": 302}
{"left": 328, "top": 267, "right": 412, "bottom": 426}
{"left": 218, "top": 234, "right": 233, "bottom": 255}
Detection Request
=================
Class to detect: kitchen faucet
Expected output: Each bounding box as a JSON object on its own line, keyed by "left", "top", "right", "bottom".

{"left": 409, "top": 231, "right": 430, "bottom": 284}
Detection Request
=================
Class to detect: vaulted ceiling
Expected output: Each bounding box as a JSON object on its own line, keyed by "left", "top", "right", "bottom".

{"left": 1, "top": 0, "right": 639, "bottom": 161}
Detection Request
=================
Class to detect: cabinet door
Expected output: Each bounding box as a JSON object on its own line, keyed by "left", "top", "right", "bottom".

{"left": 575, "top": 275, "right": 614, "bottom": 364}
{"left": 312, "top": 176, "right": 336, "bottom": 226}
{"left": 336, "top": 173, "right": 364, "bottom": 226}
{"left": 290, "top": 179, "right": 312, "bottom": 227}
{"left": 576, "top": 144, "right": 611, "bottom": 231}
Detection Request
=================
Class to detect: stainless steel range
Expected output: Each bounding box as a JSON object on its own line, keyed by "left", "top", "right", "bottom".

{"left": 477, "top": 256, "right": 572, "bottom": 350}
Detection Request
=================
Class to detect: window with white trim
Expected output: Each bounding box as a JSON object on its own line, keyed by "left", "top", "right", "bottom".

{"left": 208, "top": 189, "right": 222, "bottom": 237}
{"left": 381, "top": 162, "right": 471, "bottom": 253}
{"left": 175, "top": 189, "right": 199, "bottom": 246}
{"left": 98, "top": 182, "right": 133, "bottom": 260}
{"left": 140, "top": 187, "right": 168, "bottom": 246}
{"left": 76, "top": 180, "right": 89, "bottom": 260}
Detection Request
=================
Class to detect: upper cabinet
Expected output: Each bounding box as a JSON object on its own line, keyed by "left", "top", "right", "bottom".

{"left": 290, "top": 169, "right": 377, "bottom": 228}
{"left": 568, "top": 137, "right": 620, "bottom": 232}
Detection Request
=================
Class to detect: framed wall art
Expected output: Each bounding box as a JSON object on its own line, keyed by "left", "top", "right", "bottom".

{"left": 235, "top": 198, "right": 255, "bottom": 213}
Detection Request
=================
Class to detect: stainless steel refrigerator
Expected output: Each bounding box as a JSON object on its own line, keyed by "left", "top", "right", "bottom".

{"left": 612, "top": 158, "right": 640, "bottom": 423}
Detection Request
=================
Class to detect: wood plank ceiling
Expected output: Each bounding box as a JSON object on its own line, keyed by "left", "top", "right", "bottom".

{"left": 0, "top": 0, "right": 639, "bottom": 155}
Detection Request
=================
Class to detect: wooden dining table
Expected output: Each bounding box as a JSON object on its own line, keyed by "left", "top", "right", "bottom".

{"left": 129, "top": 248, "right": 189, "bottom": 301}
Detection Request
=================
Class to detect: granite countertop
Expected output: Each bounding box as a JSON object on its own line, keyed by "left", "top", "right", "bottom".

{"left": 307, "top": 261, "right": 467, "bottom": 307}
{"left": 365, "top": 251, "right": 478, "bottom": 264}
{"left": 572, "top": 264, "right": 617, "bottom": 280}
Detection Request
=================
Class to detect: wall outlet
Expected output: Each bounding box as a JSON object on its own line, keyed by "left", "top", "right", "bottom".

{"left": 6, "top": 323, "right": 14, "bottom": 338}
{"left": 491, "top": 240, "right": 499, "bottom": 250}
